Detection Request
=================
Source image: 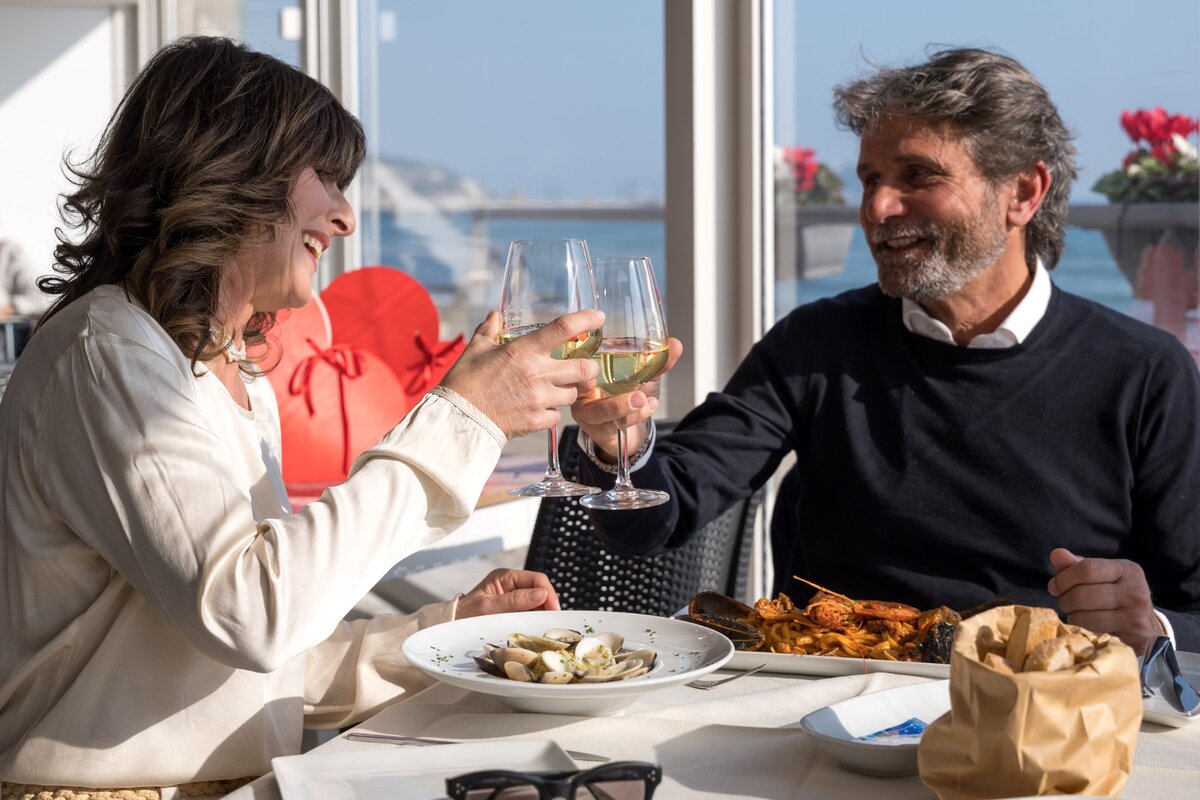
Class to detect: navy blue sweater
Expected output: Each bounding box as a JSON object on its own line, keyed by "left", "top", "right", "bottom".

{"left": 581, "top": 284, "right": 1200, "bottom": 650}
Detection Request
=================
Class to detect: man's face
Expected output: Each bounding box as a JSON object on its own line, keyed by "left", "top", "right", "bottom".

{"left": 856, "top": 119, "right": 1010, "bottom": 302}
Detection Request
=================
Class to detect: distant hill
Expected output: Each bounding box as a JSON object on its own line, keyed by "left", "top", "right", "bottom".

{"left": 370, "top": 156, "right": 487, "bottom": 207}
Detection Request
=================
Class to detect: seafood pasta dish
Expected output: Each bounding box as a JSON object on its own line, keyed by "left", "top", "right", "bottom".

{"left": 681, "top": 579, "right": 990, "bottom": 664}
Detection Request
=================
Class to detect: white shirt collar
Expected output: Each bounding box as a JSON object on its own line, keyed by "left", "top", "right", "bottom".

{"left": 901, "top": 259, "right": 1051, "bottom": 348}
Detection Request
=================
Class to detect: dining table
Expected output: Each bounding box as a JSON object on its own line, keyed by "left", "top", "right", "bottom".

{"left": 224, "top": 661, "right": 1200, "bottom": 800}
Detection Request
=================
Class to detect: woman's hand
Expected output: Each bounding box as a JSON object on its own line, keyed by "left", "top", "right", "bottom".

{"left": 440, "top": 309, "right": 604, "bottom": 440}
{"left": 455, "top": 568, "right": 561, "bottom": 618}
{"left": 570, "top": 336, "right": 683, "bottom": 459}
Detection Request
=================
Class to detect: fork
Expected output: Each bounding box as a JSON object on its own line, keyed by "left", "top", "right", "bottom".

{"left": 687, "top": 663, "right": 766, "bottom": 689}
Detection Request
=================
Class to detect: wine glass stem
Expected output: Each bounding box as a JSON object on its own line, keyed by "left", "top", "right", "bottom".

{"left": 613, "top": 422, "right": 634, "bottom": 491}
{"left": 543, "top": 425, "right": 564, "bottom": 480}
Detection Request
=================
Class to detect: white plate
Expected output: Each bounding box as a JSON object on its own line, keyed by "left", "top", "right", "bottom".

{"left": 402, "top": 610, "right": 734, "bottom": 715}
{"left": 727, "top": 647, "right": 950, "bottom": 679}
{"left": 273, "top": 740, "right": 575, "bottom": 800}
{"left": 1142, "top": 649, "right": 1200, "bottom": 727}
{"left": 800, "top": 679, "right": 951, "bottom": 777}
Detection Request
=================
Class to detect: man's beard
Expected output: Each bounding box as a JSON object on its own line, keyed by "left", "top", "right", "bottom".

{"left": 870, "top": 194, "right": 1008, "bottom": 303}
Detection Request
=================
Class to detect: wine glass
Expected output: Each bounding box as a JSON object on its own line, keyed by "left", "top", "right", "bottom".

{"left": 580, "top": 256, "right": 670, "bottom": 511}
{"left": 499, "top": 238, "right": 601, "bottom": 497}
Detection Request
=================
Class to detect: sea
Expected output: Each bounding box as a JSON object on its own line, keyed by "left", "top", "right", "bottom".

{"left": 372, "top": 212, "right": 1135, "bottom": 329}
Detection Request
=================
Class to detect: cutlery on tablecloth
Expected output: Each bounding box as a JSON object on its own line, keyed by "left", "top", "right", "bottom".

{"left": 687, "top": 663, "right": 766, "bottom": 689}
{"left": 344, "top": 730, "right": 610, "bottom": 762}
{"left": 1140, "top": 637, "right": 1167, "bottom": 698}
{"left": 1158, "top": 637, "right": 1200, "bottom": 715}
{"left": 1141, "top": 636, "right": 1200, "bottom": 715}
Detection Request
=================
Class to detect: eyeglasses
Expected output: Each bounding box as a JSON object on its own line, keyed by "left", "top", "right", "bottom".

{"left": 445, "top": 761, "right": 662, "bottom": 800}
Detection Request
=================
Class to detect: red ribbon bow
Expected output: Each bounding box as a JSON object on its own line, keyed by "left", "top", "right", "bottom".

{"left": 407, "top": 331, "right": 464, "bottom": 395}
{"left": 288, "top": 338, "right": 367, "bottom": 476}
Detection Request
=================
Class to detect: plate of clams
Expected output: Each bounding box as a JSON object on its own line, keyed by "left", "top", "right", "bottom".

{"left": 401, "top": 610, "right": 735, "bottom": 715}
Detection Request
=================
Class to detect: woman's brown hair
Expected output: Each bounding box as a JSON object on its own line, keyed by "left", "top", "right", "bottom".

{"left": 38, "top": 35, "right": 366, "bottom": 368}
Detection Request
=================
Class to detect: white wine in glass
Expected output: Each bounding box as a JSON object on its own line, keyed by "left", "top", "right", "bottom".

{"left": 499, "top": 238, "right": 601, "bottom": 497}
{"left": 580, "top": 256, "right": 670, "bottom": 511}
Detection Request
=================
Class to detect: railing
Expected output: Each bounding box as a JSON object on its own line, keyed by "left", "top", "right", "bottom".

{"left": 784, "top": 202, "right": 1199, "bottom": 230}
{"left": 397, "top": 198, "right": 1198, "bottom": 340}
{"left": 441, "top": 200, "right": 1199, "bottom": 230}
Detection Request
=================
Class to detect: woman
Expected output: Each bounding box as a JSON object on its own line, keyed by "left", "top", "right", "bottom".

{"left": 0, "top": 37, "right": 600, "bottom": 797}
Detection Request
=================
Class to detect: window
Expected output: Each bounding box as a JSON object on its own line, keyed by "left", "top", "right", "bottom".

{"left": 180, "top": 0, "right": 303, "bottom": 67}
{"left": 0, "top": 3, "right": 128, "bottom": 285}
{"left": 771, "top": 0, "right": 1200, "bottom": 341}
{"left": 355, "top": 0, "right": 665, "bottom": 341}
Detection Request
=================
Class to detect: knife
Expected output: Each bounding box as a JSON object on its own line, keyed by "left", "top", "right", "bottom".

{"left": 1159, "top": 637, "right": 1200, "bottom": 715}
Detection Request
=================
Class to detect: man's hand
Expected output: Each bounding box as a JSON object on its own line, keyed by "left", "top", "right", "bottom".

{"left": 440, "top": 309, "right": 603, "bottom": 440}
{"left": 1047, "top": 547, "right": 1163, "bottom": 654}
{"left": 571, "top": 336, "right": 683, "bottom": 458}
{"left": 455, "top": 568, "right": 561, "bottom": 618}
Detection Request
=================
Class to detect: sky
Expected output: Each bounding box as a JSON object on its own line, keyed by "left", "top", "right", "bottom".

{"left": 778, "top": 0, "right": 1200, "bottom": 203}
{"left": 245, "top": 0, "right": 1200, "bottom": 203}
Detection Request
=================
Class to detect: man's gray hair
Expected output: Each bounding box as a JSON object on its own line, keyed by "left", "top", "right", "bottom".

{"left": 833, "top": 48, "right": 1078, "bottom": 270}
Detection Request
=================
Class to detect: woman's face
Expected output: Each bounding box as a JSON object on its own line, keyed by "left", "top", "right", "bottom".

{"left": 237, "top": 167, "right": 356, "bottom": 312}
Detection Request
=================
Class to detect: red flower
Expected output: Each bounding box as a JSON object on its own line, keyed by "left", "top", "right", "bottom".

{"left": 1120, "top": 110, "right": 1141, "bottom": 142}
{"left": 1120, "top": 107, "right": 1198, "bottom": 146}
{"left": 1151, "top": 140, "right": 1175, "bottom": 166}
{"left": 782, "top": 146, "right": 820, "bottom": 192}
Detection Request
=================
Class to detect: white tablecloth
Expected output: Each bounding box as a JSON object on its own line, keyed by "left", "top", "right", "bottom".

{"left": 225, "top": 667, "right": 1200, "bottom": 799}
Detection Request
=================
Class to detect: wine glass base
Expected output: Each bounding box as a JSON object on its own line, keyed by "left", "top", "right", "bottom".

{"left": 508, "top": 478, "right": 600, "bottom": 498}
{"left": 579, "top": 487, "right": 669, "bottom": 510}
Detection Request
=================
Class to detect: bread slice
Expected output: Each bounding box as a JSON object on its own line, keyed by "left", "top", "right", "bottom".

{"left": 1062, "top": 632, "right": 1096, "bottom": 663}
{"left": 1004, "top": 607, "right": 1060, "bottom": 671}
{"left": 1024, "top": 635, "right": 1075, "bottom": 672}
{"left": 975, "top": 625, "right": 1006, "bottom": 660}
{"left": 984, "top": 652, "right": 1016, "bottom": 675}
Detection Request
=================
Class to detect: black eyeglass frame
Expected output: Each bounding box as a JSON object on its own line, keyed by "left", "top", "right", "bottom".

{"left": 445, "top": 760, "right": 662, "bottom": 800}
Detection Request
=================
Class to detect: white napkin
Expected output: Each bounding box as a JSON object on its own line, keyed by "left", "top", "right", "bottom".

{"left": 354, "top": 671, "right": 936, "bottom": 800}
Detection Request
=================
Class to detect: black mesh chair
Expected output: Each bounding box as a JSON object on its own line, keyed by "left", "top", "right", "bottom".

{"left": 524, "top": 420, "right": 761, "bottom": 616}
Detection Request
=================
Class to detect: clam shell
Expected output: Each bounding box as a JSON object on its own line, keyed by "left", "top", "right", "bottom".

{"left": 573, "top": 637, "right": 614, "bottom": 668}
{"left": 509, "top": 633, "right": 569, "bottom": 652}
{"left": 539, "top": 650, "right": 573, "bottom": 673}
{"left": 492, "top": 647, "right": 539, "bottom": 669}
{"left": 472, "top": 654, "right": 504, "bottom": 677}
{"left": 577, "top": 659, "right": 644, "bottom": 683}
{"left": 537, "top": 670, "right": 575, "bottom": 684}
{"left": 543, "top": 628, "right": 583, "bottom": 645}
{"left": 503, "top": 662, "right": 536, "bottom": 682}
{"left": 616, "top": 648, "right": 657, "bottom": 669}
{"left": 594, "top": 632, "right": 624, "bottom": 652}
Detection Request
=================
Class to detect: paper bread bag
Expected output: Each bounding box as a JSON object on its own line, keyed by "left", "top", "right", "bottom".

{"left": 918, "top": 604, "right": 1142, "bottom": 799}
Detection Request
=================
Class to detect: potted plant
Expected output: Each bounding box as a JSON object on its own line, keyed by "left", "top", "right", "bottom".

{"left": 1092, "top": 108, "right": 1198, "bottom": 286}
{"left": 773, "top": 145, "right": 853, "bottom": 280}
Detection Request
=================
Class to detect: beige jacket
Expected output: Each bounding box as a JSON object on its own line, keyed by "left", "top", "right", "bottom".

{"left": 0, "top": 286, "right": 503, "bottom": 787}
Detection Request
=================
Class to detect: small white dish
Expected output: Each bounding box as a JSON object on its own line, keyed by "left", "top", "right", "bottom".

{"left": 800, "top": 679, "right": 950, "bottom": 777}
{"left": 402, "top": 610, "right": 734, "bottom": 716}
{"left": 273, "top": 740, "right": 575, "bottom": 800}
{"left": 1142, "top": 649, "right": 1200, "bottom": 728}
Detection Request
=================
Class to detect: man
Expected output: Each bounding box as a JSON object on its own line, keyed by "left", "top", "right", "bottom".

{"left": 571, "top": 48, "right": 1200, "bottom": 654}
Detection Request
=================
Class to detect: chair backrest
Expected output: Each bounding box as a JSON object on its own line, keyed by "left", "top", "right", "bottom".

{"left": 524, "top": 420, "right": 761, "bottom": 615}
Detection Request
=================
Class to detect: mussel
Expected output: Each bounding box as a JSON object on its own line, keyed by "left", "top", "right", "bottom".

{"left": 676, "top": 591, "right": 766, "bottom": 651}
